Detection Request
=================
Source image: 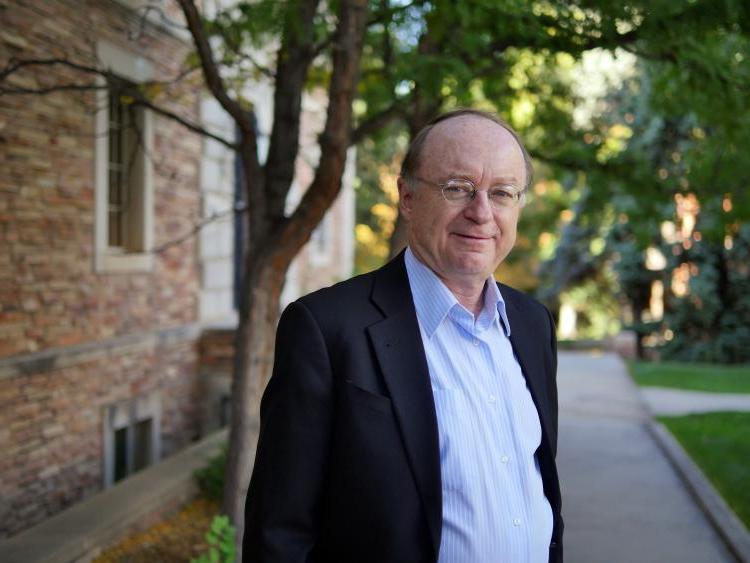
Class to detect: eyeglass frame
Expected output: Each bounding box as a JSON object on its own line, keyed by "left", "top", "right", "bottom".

{"left": 407, "top": 176, "right": 527, "bottom": 209}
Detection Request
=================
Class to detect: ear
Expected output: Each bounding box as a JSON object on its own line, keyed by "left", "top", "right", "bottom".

{"left": 397, "top": 177, "right": 414, "bottom": 221}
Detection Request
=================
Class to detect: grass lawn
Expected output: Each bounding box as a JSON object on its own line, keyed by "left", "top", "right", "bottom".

{"left": 659, "top": 412, "right": 750, "bottom": 529}
{"left": 629, "top": 361, "right": 750, "bottom": 393}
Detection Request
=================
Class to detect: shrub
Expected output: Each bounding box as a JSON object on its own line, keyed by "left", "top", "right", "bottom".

{"left": 194, "top": 445, "right": 227, "bottom": 502}
{"left": 191, "top": 514, "right": 236, "bottom": 563}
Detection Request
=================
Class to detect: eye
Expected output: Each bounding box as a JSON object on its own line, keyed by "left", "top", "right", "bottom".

{"left": 488, "top": 186, "right": 519, "bottom": 201}
{"left": 442, "top": 181, "right": 474, "bottom": 200}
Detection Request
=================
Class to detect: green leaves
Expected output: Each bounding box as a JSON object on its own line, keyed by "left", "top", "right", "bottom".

{"left": 191, "top": 514, "right": 237, "bottom": 563}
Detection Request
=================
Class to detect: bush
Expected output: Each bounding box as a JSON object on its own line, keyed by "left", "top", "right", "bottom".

{"left": 191, "top": 514, "right": 236, "bottom": 563}
{"left": 194, "top": 445, "right": 227, "bottom": 502}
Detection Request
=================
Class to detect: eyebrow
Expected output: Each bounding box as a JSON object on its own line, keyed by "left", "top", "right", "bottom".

{"left": 449, "top": 174, "right": 522, "bottom": 186}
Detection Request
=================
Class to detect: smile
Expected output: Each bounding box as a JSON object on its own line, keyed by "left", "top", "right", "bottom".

{"left": 453, "top": 233, "right": 495, "bottom": 241}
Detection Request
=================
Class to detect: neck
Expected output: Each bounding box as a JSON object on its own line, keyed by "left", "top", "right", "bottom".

{"left": 441, "top": 278, "right": 486, "bottom": 317}
{"left": 407, "top": 246, "right": 489, "bottom": 316}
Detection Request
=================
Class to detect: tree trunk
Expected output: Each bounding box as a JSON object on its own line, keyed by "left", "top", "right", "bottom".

{"left": 222, "top": 255, "right": 285, "bottom": 543}
{"left": 220, "top": 0, "right": 370, "bottom": 552}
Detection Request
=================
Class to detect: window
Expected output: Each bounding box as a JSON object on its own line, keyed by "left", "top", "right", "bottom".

{"left": 107, "top": 80, "right": 142, "bottom": 250}
{"left": 103, "top": 392, "right": 161, "bottom": 487}
{"left": 95, "top": 41, "right": 154, "bottom": 272}
{"left": 309, "top": 213, "right": 332, "bottom": 265}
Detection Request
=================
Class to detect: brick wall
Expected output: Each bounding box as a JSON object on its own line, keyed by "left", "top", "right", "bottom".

{"left": 0, "top": 0, "right": 204, "bottom": 537}
{"left": 0, "top": 331, "right": 200, "bottom": 537}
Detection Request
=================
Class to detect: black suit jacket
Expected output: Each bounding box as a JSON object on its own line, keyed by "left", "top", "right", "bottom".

{"left": 244, "top": 253, "right": 563, "bottom": 562}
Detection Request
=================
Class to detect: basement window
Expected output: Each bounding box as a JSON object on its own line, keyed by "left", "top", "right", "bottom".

{"left": 103, "top": 392, "right": 161, "bottom": 487}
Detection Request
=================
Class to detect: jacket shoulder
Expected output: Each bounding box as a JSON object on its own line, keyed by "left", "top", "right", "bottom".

{"left": 497, "top": 282, "right": 550, "bottom": 316}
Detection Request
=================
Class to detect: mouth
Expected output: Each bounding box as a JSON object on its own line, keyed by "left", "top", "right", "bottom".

{"left": 453, "top": 232, "right": 495, "bottom": 241}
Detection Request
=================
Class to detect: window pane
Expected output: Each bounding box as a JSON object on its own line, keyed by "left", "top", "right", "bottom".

{"left": 107, "top": 81, "right": 137, "bottom": 250}
{"left": 114, "top": 427, "right": 128, "bottom": 483}
{"left": 133, "top": 418, "right": 153, "bottom": 472}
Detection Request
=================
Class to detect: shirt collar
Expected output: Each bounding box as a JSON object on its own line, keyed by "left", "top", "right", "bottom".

{"left": 404, "top": 247, "right": 511, "bottom": 338}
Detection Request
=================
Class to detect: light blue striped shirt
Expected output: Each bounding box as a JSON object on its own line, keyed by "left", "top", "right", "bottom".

{"left": 404, "top": 248, "right": 553, "bottom": 563}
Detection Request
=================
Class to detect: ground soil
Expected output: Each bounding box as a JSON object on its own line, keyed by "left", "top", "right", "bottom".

{"left": 92, "top": 497, "right": 218, "bottom": 562}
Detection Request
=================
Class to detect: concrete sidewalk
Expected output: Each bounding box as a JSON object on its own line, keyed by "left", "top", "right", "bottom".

{"left": 641, "top": 386, "right": 750, "bottom": 416}
{"left": 556, "top": 351, "right": 737, "bottom": 563}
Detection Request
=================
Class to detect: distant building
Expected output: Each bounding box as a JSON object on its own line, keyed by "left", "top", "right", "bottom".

{"left": 0, "top": 0, "right": 354, "bottom": 538}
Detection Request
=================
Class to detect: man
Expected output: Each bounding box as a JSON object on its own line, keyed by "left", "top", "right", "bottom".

{"left": 244, "top": 109, "right": 562, "bottom": 563}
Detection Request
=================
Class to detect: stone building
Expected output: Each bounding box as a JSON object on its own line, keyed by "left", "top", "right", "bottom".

{"left": 0, "top": 0, "right": 354, "bottom": 538}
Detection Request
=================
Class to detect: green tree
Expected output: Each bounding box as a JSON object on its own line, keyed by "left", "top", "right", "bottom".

{"left": 538, "top": 9, "right": 750, "bottom": 357}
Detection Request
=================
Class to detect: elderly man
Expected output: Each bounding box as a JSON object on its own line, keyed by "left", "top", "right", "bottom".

{"left": 244, "top": 109, "right": 562, "bottom": 563}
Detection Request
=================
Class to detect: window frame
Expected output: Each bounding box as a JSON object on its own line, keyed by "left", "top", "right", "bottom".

{"left": 94, "top": 41, "right": 155, "bottom": 273}
{"left": 102, "top": 391, "right": 161, "bottom": 488}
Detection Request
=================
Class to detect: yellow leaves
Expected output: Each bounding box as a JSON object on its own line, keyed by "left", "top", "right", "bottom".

{"left": 510, "top": 97, "right": 535, "bottom": 129}
{"left": 93, "top": 498, "right": 219, "bottom": 562}
{"left": 590, "top": 237, "right": 606, "bottom": 256}
{"left": 609, "top": 123, "right": 632, "bottom": 139}
{"left": 596, "top": 122, "right": 632, "bottom": 161}
{"left": 371, "top": 203, "right": 396, "bottom": 229}
{"left": 560, "top": 209, "right": 574, "bottom": 222}
{"left": 534, "top": 179, "right": 563, "bottom": 197}
{"left": 141, "top": 82, "right": 165, "bottom": 100}
{"left": 555, "top": 53, "right": 575, "bottom": 69}
{"left": 356, "top": 224, "right": 388, "bottom": 260}
{"left": 538, "top": 231, "right": 556, "bottom": 260}
{"left": 377, "top": 165, "right": 399, "bottom": 204}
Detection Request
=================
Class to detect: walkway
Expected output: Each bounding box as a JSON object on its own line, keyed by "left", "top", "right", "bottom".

{"left": 641, "top": 387, "right": 750, "bottom": 416}
{"left": 556, "top": 351, "right": 736, "bottom": 563}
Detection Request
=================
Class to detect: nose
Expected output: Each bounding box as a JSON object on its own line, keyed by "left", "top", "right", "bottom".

{"left": 463, "top": 190, "right": 494, "bottom": 223}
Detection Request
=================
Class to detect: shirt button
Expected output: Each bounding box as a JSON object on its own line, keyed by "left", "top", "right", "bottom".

{"left": 501, "top": 455, "right": 509, "bottom": 464}
{"left": 488, "top": 394, "right": 496, "bottom": 404}
{"left": 513, "top": 518, "right": 521, "bottom": 527}
{"left": 472, "top": 339, "right": 480, "bottom": 346}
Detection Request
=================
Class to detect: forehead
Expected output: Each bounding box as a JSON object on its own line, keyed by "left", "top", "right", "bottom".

{"left": 419, "top": 116, "right": 525, "bottom": 182}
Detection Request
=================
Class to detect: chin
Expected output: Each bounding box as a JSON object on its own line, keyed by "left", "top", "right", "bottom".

{"left": 450, "top": 257, "right": 494, "bottom": 278}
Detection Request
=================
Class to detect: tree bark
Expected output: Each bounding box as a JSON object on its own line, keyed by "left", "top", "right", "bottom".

{"left": 222, "top": 252, "right": 284, "bottom": 540}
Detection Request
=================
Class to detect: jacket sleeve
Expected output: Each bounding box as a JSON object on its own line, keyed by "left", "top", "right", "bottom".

{"left": 243, "top": 300, "right": 334, "bottom": 562}
{"left": 544, "top": 304, "right": 559, "bottom": 456}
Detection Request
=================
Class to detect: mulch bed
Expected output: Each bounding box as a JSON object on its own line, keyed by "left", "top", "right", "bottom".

{"left": 93, "top": 497, "right": 218, "bottom": 562}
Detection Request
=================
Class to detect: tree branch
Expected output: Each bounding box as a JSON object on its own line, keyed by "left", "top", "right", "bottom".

{"left": 132, "top": 97, "right": 237, "bottom": 150}
{"left": 263, "top": 0, "right": 322, "bottom": 222}
{"left": 176, "top": 0, "right": 255, "bottom": 135}
{"left": 277, "top": 0, "right": 369, "bottom": 259}
{"left": 350, "top": 101, "right": 403, "bottom": 144}
{"left": 151, "top": 202, "right": 248, "bottom": 254}
{"left": 0, "top": 57, "right": 238, "bottom": 149}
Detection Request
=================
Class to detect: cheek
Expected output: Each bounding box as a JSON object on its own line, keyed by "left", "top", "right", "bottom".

{"left": 499, "top": 212, "right": 519, "bottom": 234}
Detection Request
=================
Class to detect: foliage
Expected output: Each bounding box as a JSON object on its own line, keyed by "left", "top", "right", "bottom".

{"left": 659, "top": 225, "right": 750, "bottom": 363}
{"left": 355, "top": 1, "right": 750, "bottom": 340}
{"left": 629, "top": 361, "right": 750, "bottom": 394}
{"left": 534, "top": 12, "right": 750, "bottom": 352}
{"left": 191, "top": 515, "right": 237, "bottom": 563}
{"left": 659, "top": 412, "right": 750, "bottom": 528}
{"left": 354, "top": 122, "right": 407, "bottom": 274}
{"left": 194, "top": 446, "right": 227, "bottom": 502}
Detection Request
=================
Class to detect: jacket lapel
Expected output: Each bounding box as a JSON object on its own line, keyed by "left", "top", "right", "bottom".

{"left": 502, "top": 291, "right": 554, "bottom": 449}
{"left": 366, "top": 254, "right": 442, "bottom": 558}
